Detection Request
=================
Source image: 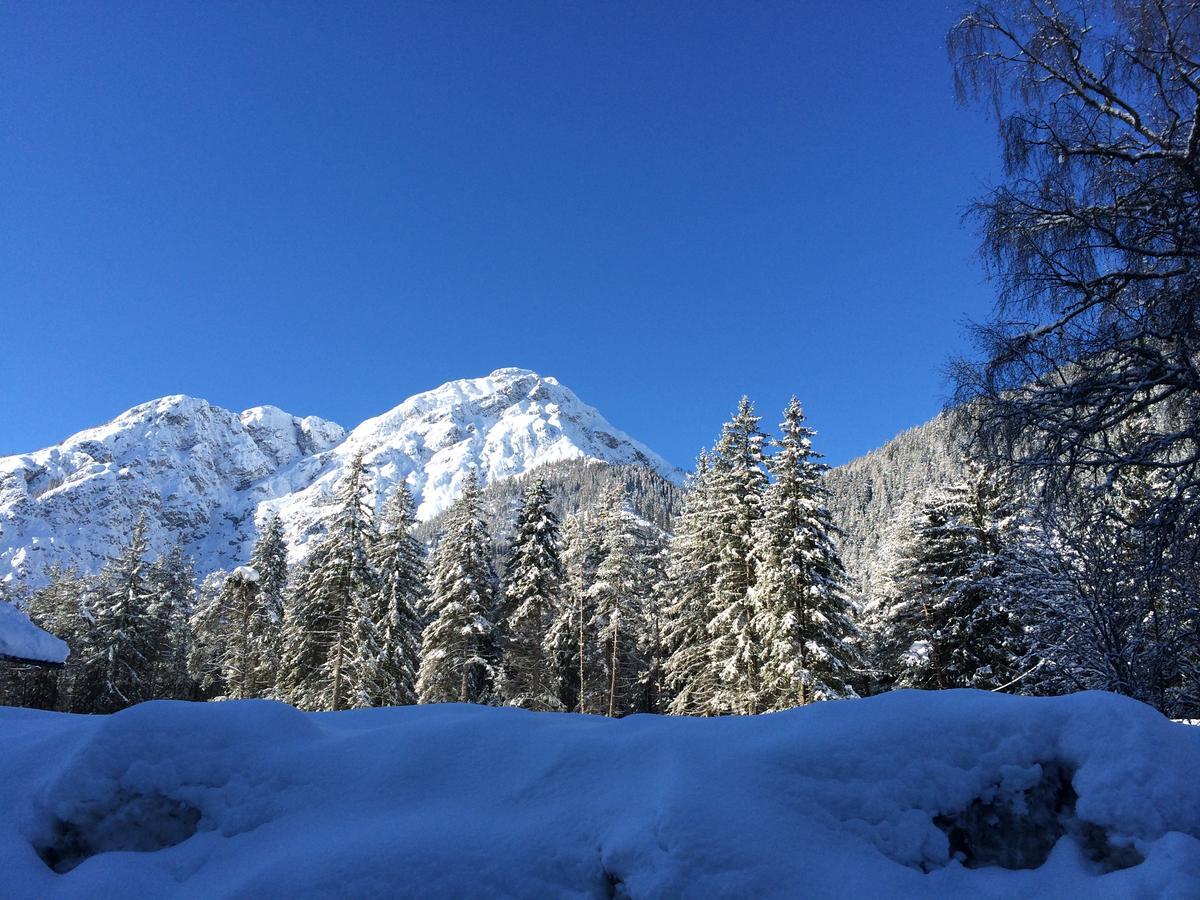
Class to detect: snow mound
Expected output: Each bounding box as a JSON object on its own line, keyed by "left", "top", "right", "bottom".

{"left": 1, "top": 691, "right": 1197, "bottom": 898}
{"left": 0, "top": 600, "right": 68, "bottom": 664}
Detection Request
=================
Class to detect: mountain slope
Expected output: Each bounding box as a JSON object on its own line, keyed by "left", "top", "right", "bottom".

{"left": 824, "top": 409, "right": 970, "bottom": 601}
{"left": 0, "top": 369, "right": 682, "bottom": 583}
{"left": 264, "top": 368, "right": 682, "bottom": 559}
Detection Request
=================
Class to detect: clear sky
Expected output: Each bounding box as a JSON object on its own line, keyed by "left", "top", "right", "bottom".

{"left": 0, "top": 1, "right": 999, "bottom": 468}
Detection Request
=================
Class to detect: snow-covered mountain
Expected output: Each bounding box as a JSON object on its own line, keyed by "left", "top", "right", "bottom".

{"left": 0, "top": 369, "right": 682, "bottom": 583}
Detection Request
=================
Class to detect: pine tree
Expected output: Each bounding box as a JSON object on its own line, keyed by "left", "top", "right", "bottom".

{"left": 188, "top": 564, "right": 273, "bottom": 701}
{"left": 276, "top": 550, "right": 327, "bottom": 707}
{"left": 706, "top": 398, "right": 769, "bottom": 715}
{"left": 881, "top": 462, "right": 1029, "bottom": 691}
{"left": 501, "top": 477, "right": 564, "bottom": 710}
{"left": 750, "top": 398, "right": 859, "bottom": 708}
{"left": 250, "top": 514, "right": 289, "bottom": 676}
{"left": 189, "top": 570, "right": 229, "bottom": 699}
{"left": 222, "top": 566, "right": 270, "bottom": 699}
{"left": 77, "top": 517, "right": 158, "bottom": 712}
{"left": 587, "top": 485, "right": 647, "bottom": 717}
{"left": 147, "top": 545, "right": 196, "bottom": 700}
{"left": 636, "top": 528, "right": 670, "bottom": 714}
{"left": 418, "top": 471, "right": 500, "bottom": 704}
{"left": 663, "top": 451, "right": 722, "bottom": 715}
{"left": 315, "top": 453, "right": 382, "bottom": 711}
{"left": 273, "top": 455, "right": 384, "bottom": 710}
{"left": 371, "top": 484, "right": 427, "bottom": 706}
{"left": 545, "top": 511, "right": 606, "bottom": 713}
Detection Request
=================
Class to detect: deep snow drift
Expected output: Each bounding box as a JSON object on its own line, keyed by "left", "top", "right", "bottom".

{"left": 0, "top": 600, "right": 68, "bottom": 664}
{"left": 1, "top": 690, "right": 1197, "bottom": 898}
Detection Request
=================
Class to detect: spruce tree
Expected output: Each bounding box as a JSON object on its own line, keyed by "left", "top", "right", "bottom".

{"left": 273, "top": 455, "right": 383, "bottom": 710}
{"left": 418, "top": 471, "right": 500, "bottom": 704}
{"left": 314, "top": 453, "right": 382, "bottom": 711}
{"left": 276, "top": 550, "right": 327, "bottom": 707}
{"left": 147, "top": 545, "right": 196, "bottom": 700}
{"left": 250, "top": 514, "right": 289, "bottom": 674}
{"left": 221, "top": 566, "right": 270, "bottom": 699}
{"left": 189, "top": 564, "right": 273, "bottom": 701}
{"left": 636, "top": 528, "right": 670, "bottom": 714}
{"left": 587, "top": 485, "right": 647, "bottom": 717}
{"left": 189, "top": 570, "right": 230, "bottom": 699}
{"left": 545, "top": 511, "right": 606, "bottom": 713}
{"left": 501, "top": 477, "right": 564, "bottom": 710}
{"left": 706, "top": 398, "right": 769, "bottom": 715}
{"left": 78, "top": 517, "right": 158, "bottom": 712}
{"left": 371, "top": 484, "right": 426, "bottom": 706}
{"left": 881, "top": 462, "right": 1029, "bottom": 691}
{"left": 750, "top": 398, "right": 859, "bottom": 708}
{"left": 663, "top": 451, "right": 722, "bottom": 714}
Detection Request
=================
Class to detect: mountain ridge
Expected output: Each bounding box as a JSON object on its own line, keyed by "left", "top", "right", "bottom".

{"left": 0, "top": 369, "right": 683, "bottom": 584}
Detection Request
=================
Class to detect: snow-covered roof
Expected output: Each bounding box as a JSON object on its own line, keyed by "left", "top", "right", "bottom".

{"left": 0, "top": 600, "right": 68, "bottom": 665}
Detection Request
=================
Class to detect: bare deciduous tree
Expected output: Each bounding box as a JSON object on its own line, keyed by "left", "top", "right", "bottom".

{"left": 950, "top": 0, "right": 1200, "bottom": 528}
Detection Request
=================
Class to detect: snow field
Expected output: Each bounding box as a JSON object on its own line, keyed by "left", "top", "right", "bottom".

{"left": 1, "top": 689, "right": 1198, "bottom": 898}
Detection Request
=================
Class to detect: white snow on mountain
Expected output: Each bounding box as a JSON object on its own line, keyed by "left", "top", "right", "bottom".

{"left": 265, "top": 367, "right": 682, "bottom": 559}
{"left": 0, "top": 369, "right": 681, "bottom": 582}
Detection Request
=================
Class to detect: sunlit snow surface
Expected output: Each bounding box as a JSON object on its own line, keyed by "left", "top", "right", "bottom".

{"left": 1, "top": 690, "right": 1197, "bottom": 898}
{"left": 0, "top": 600, "right": 68, "bottom": 664}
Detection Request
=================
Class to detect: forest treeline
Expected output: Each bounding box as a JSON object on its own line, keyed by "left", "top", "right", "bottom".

{"left": 6, "top": 391, "right": 1195, "bottom": 718}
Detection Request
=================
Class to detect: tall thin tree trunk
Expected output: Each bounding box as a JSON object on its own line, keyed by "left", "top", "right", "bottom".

{"left": 608, "top": 623, "right": 619, "bottom": 718}
{"left": 577, "top": 593, "right": 586, "bottom": 714}
{"left": 532, "top": 601, "right": 544, "bottom": 710}
{"left": 331, "top": 617, "right": 345, "bottom": 711}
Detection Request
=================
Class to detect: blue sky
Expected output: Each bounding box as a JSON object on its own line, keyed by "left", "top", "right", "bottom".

{"left": 0, "top": 2, "right": 998, "bottom": 468}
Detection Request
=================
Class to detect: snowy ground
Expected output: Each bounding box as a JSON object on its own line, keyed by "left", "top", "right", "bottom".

{"left": 1, "top": 690, "right": 1197, "bottom": 898}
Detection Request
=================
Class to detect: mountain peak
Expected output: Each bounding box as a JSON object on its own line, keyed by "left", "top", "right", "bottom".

{"left": 486, "top": 366, "right": 539, "bottom": 379}
{"left": 1, "top": 372, "right": 680, "bottom": 583}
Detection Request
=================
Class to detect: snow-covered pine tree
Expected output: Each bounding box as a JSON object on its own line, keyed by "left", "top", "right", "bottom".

{"left": 663, "top": 451, "right": 722, "bottom": 715}
{"left": 750, "top": 398, "right": 859, "bottom": 708}
{"left": 275, "top": 550, "right": 327, "bottom": 707}
{"left": 418, "top": 471, "right": 500, "bottom": 704}
{"left": 217, "top": 565, "right": 270, "bottom": 699}
{"left": 250, "top": 514, "right": 289, "bottom": 676}
{"left": 587, "top": 484, "right": 648, "bottom": 717}
{"left": 188, "top": 562, "right": 274, "bottom": 701}
{"left": 636, "top": 527, "right": 670, "bottom": 714}
{"left": 77, "top": 516, "right": 159, "bottom": 712}
{"left": 545, "top": 511, "right": 606, "bottom": 713}
{"left": 706, "top": 398, "right": 769, "bottom": 715}
{"left": 313, "top": 452, "right": 383, "bottom": 711}
{"left": 147, "top": 545, "right": 196, "bottom": 700}
{"left": 880, "top": 461, "right": 1030, "bottom": 691}
{"left": 189, "top": 570, "right": 230, "bottom": 699}
{"left": 370, "top": 483, "right": 427, "bottom": 706}
{"left": 501, "top": 476, "right": 564, "bottom": 710}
